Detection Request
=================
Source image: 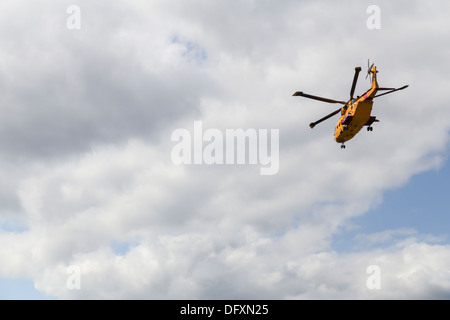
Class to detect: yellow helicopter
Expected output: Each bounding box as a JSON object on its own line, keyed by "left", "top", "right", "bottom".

{"left": 293, "top": 61, "right": 408, "bottom": 148}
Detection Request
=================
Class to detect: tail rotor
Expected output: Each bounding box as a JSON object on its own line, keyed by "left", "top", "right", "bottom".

{"left": 365, "top": 59, "right": 374, "bottom": 81}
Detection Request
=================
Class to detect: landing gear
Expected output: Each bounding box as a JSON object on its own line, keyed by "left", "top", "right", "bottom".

{"left": 341, "top": 143, "right": 346, "bottom": 149}
{"left": 367, "top": 126, "right": 373, "bottom": 131}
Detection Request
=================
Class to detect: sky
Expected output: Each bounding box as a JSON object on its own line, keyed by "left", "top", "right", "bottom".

{"left": 0, "top": 0, "right": 450, "bottom": 299}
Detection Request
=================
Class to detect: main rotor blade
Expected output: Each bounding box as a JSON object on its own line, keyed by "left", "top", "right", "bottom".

{"left": 374, "top": 85, "right": 409, "bottom": 98}
{"left": 293, "top": 91, "right": 347, "bottom": 105}
{"left": 309, "top": 108, "right": 342, "bottom": 129}
{"left": 350, "top": 67, "right": 362, "bottom": 100}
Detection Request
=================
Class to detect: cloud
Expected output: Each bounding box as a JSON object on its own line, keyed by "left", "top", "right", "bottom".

{"left": 0, "top": 1, "right": 215, "bottom": 160}
{"left": 0, "top": 0, "right": 450, "bottom": 299}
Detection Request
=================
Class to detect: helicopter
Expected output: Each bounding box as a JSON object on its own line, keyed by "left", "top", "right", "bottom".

{"left": 293, "top": 61, "right": 408, "bottom": 148}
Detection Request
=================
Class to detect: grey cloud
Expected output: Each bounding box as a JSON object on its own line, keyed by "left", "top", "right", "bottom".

{"left": 0, "top": 2, "right": 214, "bottom": 160}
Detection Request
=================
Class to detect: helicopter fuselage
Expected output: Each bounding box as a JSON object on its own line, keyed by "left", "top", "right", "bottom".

{"left": 334, "top": 71, "right": 379, "bottom": 143}
{"left": 334, "top": 99, "right": 374, "bottom": 143}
